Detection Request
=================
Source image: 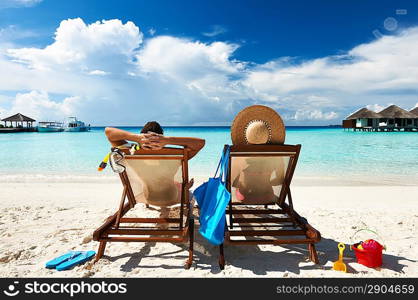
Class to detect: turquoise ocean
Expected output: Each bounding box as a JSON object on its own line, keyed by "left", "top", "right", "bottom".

{"left": 0, "top": 127, "right": 417, "bottom": 184}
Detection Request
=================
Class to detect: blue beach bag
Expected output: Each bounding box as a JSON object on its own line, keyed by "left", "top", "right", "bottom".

{"left": 193, "top": 146, "right": 231, "bottom": 245}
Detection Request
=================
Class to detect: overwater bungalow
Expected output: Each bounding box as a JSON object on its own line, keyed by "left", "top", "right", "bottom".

{"left": 343, "top": 105, "right": 418, "bottom": 132}
{"left": 411, "top": 107, "right": 418, "bottom": 127}
{"left": 342, "top": 108, "right": 382, "bottom": 130}
{"left": 378, "top": 105, "right": 417, "bottom": 130}
{"left": 0, "top": 113, "right": 37, "bottom": 133}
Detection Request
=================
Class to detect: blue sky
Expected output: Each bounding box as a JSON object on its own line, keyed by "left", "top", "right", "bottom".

{"left": 0, "top": 0, "right": 418, "bottom": 125}
{"left": 3, "top": 0, "right": 418, "bottom": 62}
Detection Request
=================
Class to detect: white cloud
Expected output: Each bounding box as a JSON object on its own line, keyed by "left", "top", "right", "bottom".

{"left": 148, "top": 28, "right": 156, "bottom": 36}
{"left": 4, "top": 90, "right": 80, "bottom": 121}
{"left": 202, "top": 25, "right": 227, "bottom": 37}
{"left": 0, "top": 25, "right": 38, "bottom": 41}
{"left": 293, "top": 109, "right": 338, "bottom": 121}
{"left": 7, "top": 18, "right": 142, "bottom": 73}
{"left": 88, "top": 70, "right": 109, "bottom": 76}
{"left": 1, "top": 18, "right": 418, "bottom": 125}
{"left": 366, "top": 104, "right": 388, "bottom": 112}
{"left": 138, "top": 36, "right": 241, "bottom": 79}
{"left": 0, "top": 19, "right": 237, "bottom": 124}
{"left": 244, "top": 27, "right": 418, "bottom": 110}
{"left": 0, "top": 0, "right": 42, "bottom": 9}
{"left": 136, "top": 35, "right": 249, "bottom": 103}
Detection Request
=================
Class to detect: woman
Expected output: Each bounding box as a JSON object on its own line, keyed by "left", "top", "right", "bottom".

{"left": 229, "top": 105, "right": 287, "bottom": 204}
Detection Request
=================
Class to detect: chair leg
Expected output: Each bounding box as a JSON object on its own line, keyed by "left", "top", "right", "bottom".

{"left": 308, "top": 243, "right": 319, "bottom": 264}
{"left": 219, "top": 243, "right": 225, "bottom": 270}
{"left": 185, "top": 218, "right": 194, "bottom": 269}
{"left": 95, "top": 241, "right": 107, "bottom": 262}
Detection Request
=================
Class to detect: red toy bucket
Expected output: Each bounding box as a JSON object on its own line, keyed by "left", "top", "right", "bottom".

{"left": 352, "top": 242, "right": 383, "bottom": 268}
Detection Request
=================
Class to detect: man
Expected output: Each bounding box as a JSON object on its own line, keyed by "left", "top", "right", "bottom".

{"left": 104, "top": 121, "right": 205, "bottom": 206}
{"left": 104, "top": 121, "right": 205, "bottom": 159}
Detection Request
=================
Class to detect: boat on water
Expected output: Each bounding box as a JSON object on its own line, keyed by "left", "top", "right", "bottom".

{"left": 37, "top": 121, "right": 64, "bottom": 132}
{"left": 64, "top": 117, "right": 90, "bottom": 132}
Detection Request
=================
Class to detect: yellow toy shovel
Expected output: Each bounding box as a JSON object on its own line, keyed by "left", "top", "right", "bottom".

{"left": 333, "top": 243, "right": 347, "bottom": 272}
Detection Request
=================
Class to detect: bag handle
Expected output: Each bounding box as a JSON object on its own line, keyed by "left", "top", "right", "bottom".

{"left": 213, "top": 148, "right": 225, "bottom": 177}
{"left": 349, "top": 228, "right": 386, "bottom": 250}
{"left": 214, "top": 145, "right": 230, "bottom": 182}
{"left": 219, "top": 145, "right": 230, "bottom": 182}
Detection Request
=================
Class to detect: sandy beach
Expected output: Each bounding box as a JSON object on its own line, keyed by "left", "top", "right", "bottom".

{"left": 0, "top": 180, "right": 417, "bottom": 278}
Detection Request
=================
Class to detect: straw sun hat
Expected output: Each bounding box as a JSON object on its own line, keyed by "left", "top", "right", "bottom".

{"left": 231, "top": 105, "right": 285, "bottom": 145}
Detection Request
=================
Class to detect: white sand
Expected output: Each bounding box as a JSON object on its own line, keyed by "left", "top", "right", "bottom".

{"left": 0, "top": 180, "right": 417, "bottom": 277}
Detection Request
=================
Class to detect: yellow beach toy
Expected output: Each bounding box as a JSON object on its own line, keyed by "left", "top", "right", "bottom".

{"left": 333, "top": 243, "right": 347, "bottom": 272}
{"left": 98, "top": 144, "right": 140, "bottom": 171}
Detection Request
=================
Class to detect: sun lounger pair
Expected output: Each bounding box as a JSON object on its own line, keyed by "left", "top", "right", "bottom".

{"left": 93, "top": 144, "right": 321, "bottom": 269}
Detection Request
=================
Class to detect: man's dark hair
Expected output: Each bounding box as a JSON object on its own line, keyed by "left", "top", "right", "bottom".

{"left": 141, "top": 121, "right": 163, "bottom": 135}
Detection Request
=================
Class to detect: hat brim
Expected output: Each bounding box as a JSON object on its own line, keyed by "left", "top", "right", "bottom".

{"left": 231, "top": 105, "right": 285, "bottom": 145}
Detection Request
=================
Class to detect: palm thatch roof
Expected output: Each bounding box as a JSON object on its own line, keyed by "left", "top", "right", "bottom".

{"left": 346, "top": 108, "right": 382, "bottom": 119}
{"left": 1, "top": 113, "right": 36, "bottom": 122}
{"left": 378, "top": 105, "right": 416, "bottom": 119}
{"left": 410, "top": 107, "right": 418, "bottom": 116}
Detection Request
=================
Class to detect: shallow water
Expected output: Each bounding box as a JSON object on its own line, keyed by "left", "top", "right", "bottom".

{"left": 0, "top": 127, "right": 417, "bottom": 184}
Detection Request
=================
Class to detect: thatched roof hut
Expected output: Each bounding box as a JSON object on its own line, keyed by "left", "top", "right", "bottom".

{"left": 1, "top": 113, "right": 36, "bottom": 122}
{"left": 343, "top": 105, "right": 418, "bottom": 131}
{"left": 410, "top": 107, "right": 418, "bottom": 116}
{"left": 378, "top": 105, "right": 416, "bottom": 119}
{"left": 1, "top": 113, "right": 36, "bottom": 128}
{"left": 346, "top": 108, "right": 382, "bottom": 119}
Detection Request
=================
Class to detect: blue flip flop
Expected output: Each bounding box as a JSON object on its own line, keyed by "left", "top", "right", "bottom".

{"left": 56, "top": 251, "right": 96, "bottom": 271}
{"left": 45, "top": 251, "right": 82, "bottom": 269}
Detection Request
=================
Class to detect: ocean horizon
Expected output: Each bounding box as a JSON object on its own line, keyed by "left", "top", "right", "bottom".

{"left": 1, "top": 126, "right": 417, "bottom": 185}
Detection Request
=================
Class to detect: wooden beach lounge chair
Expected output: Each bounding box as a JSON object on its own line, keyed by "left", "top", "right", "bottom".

{"left": 93, "top": 147, "right": 195, "bottom": 269}
{"left": 218, "top": 144, "right": 321, "bottom": 269}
